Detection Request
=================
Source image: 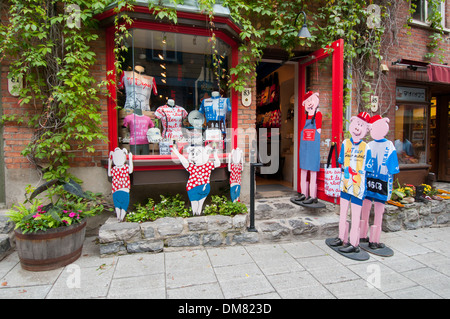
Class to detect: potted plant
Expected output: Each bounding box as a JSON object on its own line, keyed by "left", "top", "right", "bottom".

{"left": 7, "top": 179, "right": 109, "bottom": 271}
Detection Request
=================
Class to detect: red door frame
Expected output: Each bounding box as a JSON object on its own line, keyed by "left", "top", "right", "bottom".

{"left": 297, "top": 39, "right": 344, "bottom": 203}
{"left": 103, "top": 9, "right": 240, "bottom": 170}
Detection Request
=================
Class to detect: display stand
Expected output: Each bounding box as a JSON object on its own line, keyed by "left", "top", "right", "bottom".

{"left": 325, "top": 238, "right": 370, "bottom": 261}
{"left": 290, "top": 196, "right": 325, "bottom": 208}
{"left": 359, "top": 242, "right": 394, "bottom": 257}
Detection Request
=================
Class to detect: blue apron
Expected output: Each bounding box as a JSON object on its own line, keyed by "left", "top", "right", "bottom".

{"left": 299, "top": 116, "right": 320, "bottom": 172}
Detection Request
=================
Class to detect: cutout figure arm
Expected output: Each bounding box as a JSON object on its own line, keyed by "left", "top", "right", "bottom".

{"left": 213, "top": 149, "right": 221, "bottom": 168}
{"left": 128, "top": 152, "right": 134, "bottom": 174}
{"left": 107, "top": 151, "right": 113, "bottom": 177}
{"left": 172, "top": 146, "right": 189, "bottom": 168}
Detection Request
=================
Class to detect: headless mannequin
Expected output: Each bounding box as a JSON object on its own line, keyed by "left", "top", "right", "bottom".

{"left": 155, "top": 99, "right": 188, "bottom": 141}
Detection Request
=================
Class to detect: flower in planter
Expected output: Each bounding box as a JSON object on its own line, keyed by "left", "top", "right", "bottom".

{"left": 8, "top": 179, "right": 110, "bottom": 234}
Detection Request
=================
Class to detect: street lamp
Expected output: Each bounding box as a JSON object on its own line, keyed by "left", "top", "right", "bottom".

{"left": 295, "top": 11, "right": 312, "bottom": 39}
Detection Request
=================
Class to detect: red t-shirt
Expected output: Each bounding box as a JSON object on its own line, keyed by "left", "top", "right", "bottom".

{"left": 229, "top": 163, "right": 243, "bottom": 185}
{"left": 186, "top": 162, "right": 215, "bottom": 191}
{"left": 111, "top": 165, "right": 130, "bottom": 193}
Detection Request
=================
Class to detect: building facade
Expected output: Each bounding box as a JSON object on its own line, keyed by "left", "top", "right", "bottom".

{"left": 1, "top": 0, "right": 449, "bottom": 209}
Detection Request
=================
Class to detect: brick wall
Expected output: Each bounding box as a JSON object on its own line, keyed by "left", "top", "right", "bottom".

{"left": 1, "top": 28, "right": 110, "bottom": 171}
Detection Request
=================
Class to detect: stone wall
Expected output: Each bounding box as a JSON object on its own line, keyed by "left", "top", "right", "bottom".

{"left": 383, "top": 200, "right": 450, "bottom": 232}
{"left": 98, "top": 214, "right": 256, "bottom": 255}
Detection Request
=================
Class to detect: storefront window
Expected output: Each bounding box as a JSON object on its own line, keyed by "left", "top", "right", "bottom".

{"left": 394, "top": 103, "right": 428, "bottom": 164}
{"left": 116, "top": 28, "right": 232, "bottom": 157}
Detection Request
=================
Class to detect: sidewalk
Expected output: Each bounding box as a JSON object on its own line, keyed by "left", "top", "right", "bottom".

{"left": 0, "top": 226, "right": 449, "bottom": 299}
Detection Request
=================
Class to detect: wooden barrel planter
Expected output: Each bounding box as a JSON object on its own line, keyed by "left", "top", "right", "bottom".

{"left": 14, "top": 220, "right": 87, "bottom": 271}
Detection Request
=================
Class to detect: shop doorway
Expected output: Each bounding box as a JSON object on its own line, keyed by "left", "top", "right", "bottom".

{"left": 429, "top": 94, "right": 450, "bottom": 182}
{"left": 255, "top": 61, "right": 298, "bottom": 198}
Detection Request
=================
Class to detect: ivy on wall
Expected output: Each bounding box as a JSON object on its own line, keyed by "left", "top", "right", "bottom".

{"left": 0, "top": 0, "right": 446, "bottom": 179}
{"left": 0, "top": 0, "right": 110, "bottom": 180}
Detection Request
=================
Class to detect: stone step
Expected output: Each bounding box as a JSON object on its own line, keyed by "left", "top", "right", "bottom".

{"left": 252, "top": 197, "right": 340, "bottom": 243}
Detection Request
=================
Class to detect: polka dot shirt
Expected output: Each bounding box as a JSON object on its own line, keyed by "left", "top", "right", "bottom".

{"left": 186, "top": 162, "right": 215, "bottom": 191}
{"left": 111, "top": 165, "right": 130, "bottom": 193}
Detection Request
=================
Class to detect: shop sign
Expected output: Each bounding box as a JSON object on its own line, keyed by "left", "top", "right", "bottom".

{"left": 242, "top": 88, "right": 252, "bottom": 107}
{"left": 396, "top": 86, "right": 426, "bottom": 102}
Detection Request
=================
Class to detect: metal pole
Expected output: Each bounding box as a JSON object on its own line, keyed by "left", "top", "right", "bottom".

{"left": 248, "top": 162, "right": 263, "bottom": 232}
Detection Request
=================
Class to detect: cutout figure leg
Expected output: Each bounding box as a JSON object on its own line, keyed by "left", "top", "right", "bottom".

{"left": 309, "top": 171, "right": 317, "bottom": 198}
{"left": 349, "top": 203, "right": 362, "bottom": 247}
{"left": 360, "top": 199, "right": 372, "bottom": 241}
{"left": 115, "top": 207, "right": 121, "bottom": 221}
{"left": 119, "top": 209, "right": 127, "bottom": 222}
{"left": 370, "top": 202, "right": 385, "bottom": 244}
{"left": 300, "top": 169, "right": 309, "bottom": 198}
{"left": 338, "top": 197, "right": 350, "bottom": 243}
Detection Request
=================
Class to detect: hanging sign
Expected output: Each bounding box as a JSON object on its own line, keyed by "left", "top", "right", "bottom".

{"left": 242, "top": 88, "right": 252, "bottom": 107}
{"left": 396, "top": 86, "right": 426, "bottom": 102}
{"left": 8, "top": 73, "right": 23, "bottom": 97}
{"left": 371, "top": 95, "right": 379, "bottom": 112}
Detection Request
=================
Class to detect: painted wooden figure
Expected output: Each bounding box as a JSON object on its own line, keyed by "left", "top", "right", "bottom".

{"left": 172, "top": 144, "right": 221, "bottom": 215}
{"left": 228, "top": 148, "right": 244, "bottom": 202}
{"left": 108, "top": 148, "right": 133, "bottom": 222}
{"left": 298, "top": 91, "right": 322, "bottom": 205}
{"left": 359, "top": 115, "right": 399, "bottom": 256}
{"left": 328, "top": 112, "right": 373, "bottom": 255}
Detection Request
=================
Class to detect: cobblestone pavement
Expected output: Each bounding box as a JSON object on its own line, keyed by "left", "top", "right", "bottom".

{"left": 0, "top": 226, "right": 449, "bottom": 300}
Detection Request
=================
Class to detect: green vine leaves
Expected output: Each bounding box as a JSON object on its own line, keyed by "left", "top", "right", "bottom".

{"left": 0, "top": 0, "right": 110, "bottom": 180}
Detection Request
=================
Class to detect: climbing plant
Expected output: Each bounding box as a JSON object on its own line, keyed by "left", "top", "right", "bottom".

{"left": 1, "top": 0, "right": 446, "bottom": 180}
{"left": 0, "top": 0, "right": 110, "bottom": 180}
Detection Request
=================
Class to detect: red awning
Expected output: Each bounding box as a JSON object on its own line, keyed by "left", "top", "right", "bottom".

{"left": 427, "top": 64, "right": 450, "bottom": 84}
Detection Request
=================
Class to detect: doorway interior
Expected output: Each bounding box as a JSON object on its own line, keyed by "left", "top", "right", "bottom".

{"left": 429, "top": 93, "right": 450, "bottom": 182}
{"left": 255, "top": 61, "right": 297, "bottom": 198}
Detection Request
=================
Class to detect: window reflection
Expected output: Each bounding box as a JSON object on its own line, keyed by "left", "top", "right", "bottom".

{"left": 394, "top": 104, "right": 427, "bottom": 164}
{"left": 117, "top": 29, "right": 232, "bottom": 156}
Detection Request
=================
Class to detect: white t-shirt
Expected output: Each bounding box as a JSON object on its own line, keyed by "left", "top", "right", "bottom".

{"left": 155, "top": 104, "right": 188, "bottom": 140}
{"left": 119, "top": 71, "right": 157, "bottom": 111}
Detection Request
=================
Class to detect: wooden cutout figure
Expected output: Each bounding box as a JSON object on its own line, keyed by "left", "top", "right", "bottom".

{"left": 108, "top": 148, "right": 133, "bottom": 222}
{"left": 360, "top": 115, "right": 399, "bottom": 255}
{"left": 172, "top": 144, "right": 221, "bottom": 215}
{"left": 228, "top": 148, "right": 244, "bottom": 202}
{"left": 298, "top": 91, "right": 322, "bottom": 205}
{"left": 329, "top": 112, "right": 373, "bottom": 254}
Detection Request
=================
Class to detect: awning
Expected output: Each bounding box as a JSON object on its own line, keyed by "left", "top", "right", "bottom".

{"left": 427, "top": 64, "right": 450, "bottom": 84}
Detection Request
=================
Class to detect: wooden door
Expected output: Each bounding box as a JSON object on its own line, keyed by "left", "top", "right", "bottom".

{"left": 437, "top": 95, "right": 450, "bottom": 181}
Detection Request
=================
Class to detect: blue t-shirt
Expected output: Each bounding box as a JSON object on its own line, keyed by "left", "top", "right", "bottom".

{"left": 199, "top": 96, "right": 231, "bottom": 122}
{"left": 365, "top": 139, "right": 400, "bottom": 202}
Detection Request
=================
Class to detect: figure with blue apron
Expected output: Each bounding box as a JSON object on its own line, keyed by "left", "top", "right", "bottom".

{"left": 298, "top": 91, "right": 322, "bottom": 205}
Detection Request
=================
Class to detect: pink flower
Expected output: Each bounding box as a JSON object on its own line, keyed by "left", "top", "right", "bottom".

{"left": 62, "top": 220, "right": 68, "bottom": 224}
{"left": 32, "top": 213, "right": 41, "bottom": 219}
{"left": 69, "top": 212, "right": 76, "bottom": 218}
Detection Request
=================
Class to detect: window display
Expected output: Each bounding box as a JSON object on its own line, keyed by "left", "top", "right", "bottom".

{"left": 394, "top": 104, "right": 427, "bottom": 164}
{"left": 116, "top": 29, "right": 232, "bottom": 157}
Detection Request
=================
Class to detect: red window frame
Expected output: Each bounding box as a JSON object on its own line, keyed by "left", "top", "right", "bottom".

{"left": 297, "top": 39, "right": 344, "bottom": 203}
{"left": 104, "top": 9, "right": 240, "bottom": 171}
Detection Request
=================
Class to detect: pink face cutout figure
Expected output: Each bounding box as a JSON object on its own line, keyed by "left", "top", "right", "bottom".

{"left": 369, "top": 115, "right": 390, "bottom": 140}
{"left": 302, "top": 91, "right": 319, "bottom": 116}
{"left": 349, "top": 112, "right": 371, "bottom": 143}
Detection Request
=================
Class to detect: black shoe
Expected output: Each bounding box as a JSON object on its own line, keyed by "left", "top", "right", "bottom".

{"left": 339, "top": 244, "right": 360, "bottom": 253}
{"left": 293, "top": 194, "right": 306, "bottom": 202}
{"left": 360, "top": 237, "right": 370, "bottom": 243}
{"left": 369, "top": 242, "right": 385, "bottom": 250}
{"left": 303, "top": 197, "right": 318, "bottom": 205}
{"left": 329, "top": 237, "right": 344, "bottom": 247}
